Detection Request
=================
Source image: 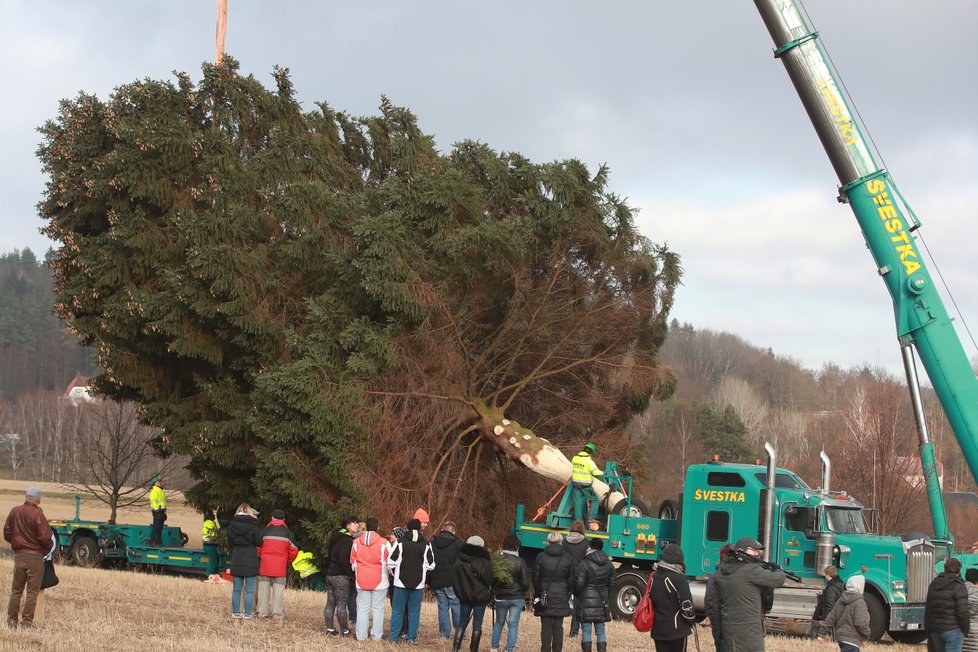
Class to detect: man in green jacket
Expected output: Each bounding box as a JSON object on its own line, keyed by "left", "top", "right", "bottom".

{"left": 569, "top": 443, "right": 603, "bottom": 530}
{"left": 714, "top": 537, "right": 786, "bottom": 651}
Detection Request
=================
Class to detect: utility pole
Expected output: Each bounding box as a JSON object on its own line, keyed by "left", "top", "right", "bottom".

{"left": 215, "top": 0, "right": 228, "bottom": 65}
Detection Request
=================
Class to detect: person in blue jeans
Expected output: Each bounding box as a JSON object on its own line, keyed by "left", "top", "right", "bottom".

{"left": 451, "top": 535, "right": 494, "bottom": 652}
{"left": 491, "top": 534, "right": 530, "bottom": 652}
{"left": 575, "top": 537, "right": 616, "bottom": 652}
{"left": 227, "top": 504, "right": 262, "bottom": 619}
{"left": 388, "top": 519, "right": 435, "bottom": 643}
{"left": 428, "top": 521, "right": 464, "bottom": 639}
{"left": 925, "top": 557, "right": 970, "bottom": 652}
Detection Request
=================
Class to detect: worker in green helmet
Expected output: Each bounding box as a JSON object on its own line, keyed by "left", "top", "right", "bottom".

{"left": 570, "top": 443, "right": 603, "bottom": 530}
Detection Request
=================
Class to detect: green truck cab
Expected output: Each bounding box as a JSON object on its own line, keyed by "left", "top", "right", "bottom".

{"left": 513, "top": 447, "right": 935, "bottom": 644}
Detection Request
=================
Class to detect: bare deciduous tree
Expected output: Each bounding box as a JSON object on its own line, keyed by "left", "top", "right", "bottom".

{"left": 66, "top": 400, "right": 182, "bottom": 524}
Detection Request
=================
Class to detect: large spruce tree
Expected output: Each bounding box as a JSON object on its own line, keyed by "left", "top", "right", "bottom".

{"left": 38, "top": 59, "right": 680, "bottom": 547}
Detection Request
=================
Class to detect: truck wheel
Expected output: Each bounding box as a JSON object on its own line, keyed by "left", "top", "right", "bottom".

{"left": 70, "top": 537, "right": 102, "bottom": 567}
{"left": 610, "top": 572, "right": 647, "bottom": 620}
{"left": 610, "top": 498, "right": 650, "bottom": 518}
{"left": 888, "top": 630, "right": 927, "bottom": 645}
{"left": 658, "top": 499, "right": 680, "bottom": 520}
{"left": 864, "top": 592, "right": 888, "bottom": 642}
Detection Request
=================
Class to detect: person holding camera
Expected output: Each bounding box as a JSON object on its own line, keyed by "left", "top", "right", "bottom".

{"left": 714, "top": 537, "right": 786, "bottom": 651}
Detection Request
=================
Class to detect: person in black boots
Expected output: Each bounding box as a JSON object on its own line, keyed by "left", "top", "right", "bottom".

{"left": 452, "top": 535, "right": 493, "bottom": 652}
{"left": 562, "top": 521, "right": 589, "bottom": 638}
{"left": 574, "top": 537, "right": 615, "bottom": 652}
{"left": 534, "top": 531, "right": 575, "bottom": 652}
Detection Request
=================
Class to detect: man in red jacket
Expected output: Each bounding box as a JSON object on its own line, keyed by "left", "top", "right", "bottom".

{"left": 256, "top": 509, "right": 299, "bottom": 620}
{"left": 4, "top": 487, "right": 54, "bottom": 629}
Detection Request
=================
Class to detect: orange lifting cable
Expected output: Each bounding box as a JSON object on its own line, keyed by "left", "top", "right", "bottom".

{"left": 532, "top": 479, "right": 570, "bottom": 522}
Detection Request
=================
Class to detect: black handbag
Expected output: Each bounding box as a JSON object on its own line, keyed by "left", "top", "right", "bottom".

{"left": 41, "top": 559, "right": 59, "bottom": 590}
{"left": 532, "top": 591, "right": 548, "bottom": 616}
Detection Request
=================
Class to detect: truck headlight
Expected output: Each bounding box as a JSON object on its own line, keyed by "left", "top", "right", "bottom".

{"left": 892, "top": 580, "right": 905, "bottom": 591}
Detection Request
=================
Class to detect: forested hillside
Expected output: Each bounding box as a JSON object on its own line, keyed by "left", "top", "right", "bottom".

{"left": 0, "top": 248, "right": 96, "bottom": 400}
{"left": 632, "top": 320, "right": 978, "bottom": 542}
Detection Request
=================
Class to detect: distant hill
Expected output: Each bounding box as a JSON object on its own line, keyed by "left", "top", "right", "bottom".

{"left": 0, "top": 248, "right": 97, "bottom": 401}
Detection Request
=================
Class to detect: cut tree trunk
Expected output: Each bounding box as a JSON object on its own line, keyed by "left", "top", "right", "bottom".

{"left": 473, "top": 402, "right": 625, "bottom": 511}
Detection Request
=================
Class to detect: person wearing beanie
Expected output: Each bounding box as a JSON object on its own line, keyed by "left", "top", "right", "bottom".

{"left": 574, "top": 537, "right": 616, "bottom": 652}
{"left": 819, "top": 574, "right": 870, "bottom": 651}
{"left": 388, "top": 517, "right": 434, "bottom": 643}
{"left": 350, "top": 517, "right": 390, "bottom": 641}
{"left": 256, "top": 508, "right": 299, "bottom": 620}
{"left": 451, "top": 535, "right": 493, "bottom": 652}
{"left": 4, "top": 487, "right": 54, "bottom": 628}
{"left": 325, "top": 515, "right": 360, "bottom": 637}
{"left": 534, "top": 531, "right": 575, "bottom": 652}
{"left": 562, "top": 520, "right": 589, "bottom": 638}
{"left": 925, "top": 557, "right": 970, "bottom": 651}
{"left": 647, "top": 543, "right": 693, "bottom": 651}
{"left": 413, "top": 508, "right": 430, "bottom": 532}
{"left": 492, "top": 534, "right": 530, "bottom": 652}
{"left": 429, "top": 521, "right": 465, "bottom": 640}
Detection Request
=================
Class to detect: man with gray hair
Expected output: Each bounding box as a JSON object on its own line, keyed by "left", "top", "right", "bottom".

{"left": 4, "top": 488, "right": 54, "bottom": 628}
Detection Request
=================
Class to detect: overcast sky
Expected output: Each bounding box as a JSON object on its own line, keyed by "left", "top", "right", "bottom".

{"left": 2, "top": 1, "right": 976, "bottom": 378}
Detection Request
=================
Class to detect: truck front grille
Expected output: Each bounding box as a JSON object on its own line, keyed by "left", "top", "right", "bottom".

{"left": 905, "top": 542, "right": 935, "bottom": 603}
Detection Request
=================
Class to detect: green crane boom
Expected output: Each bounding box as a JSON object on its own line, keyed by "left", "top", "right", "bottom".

{"left": 751, "top": 0, "right": 978, "bottom": 541}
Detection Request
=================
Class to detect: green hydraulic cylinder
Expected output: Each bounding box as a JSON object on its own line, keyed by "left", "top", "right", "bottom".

{"left": 752, "top": 0, "right": 978, "bottom": 540}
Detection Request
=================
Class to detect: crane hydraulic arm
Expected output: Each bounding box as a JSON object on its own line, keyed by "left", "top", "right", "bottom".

{"left": 751, "top": 0, "right": 978, "bottom": 540}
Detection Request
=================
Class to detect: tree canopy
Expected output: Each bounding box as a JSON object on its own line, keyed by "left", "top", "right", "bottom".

{"left": 38, "top": 59, "right": 680, "bottom": 547}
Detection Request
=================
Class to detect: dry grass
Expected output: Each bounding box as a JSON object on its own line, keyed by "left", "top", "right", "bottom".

{"left": 0, "top": 558, "right": 923, "bottom": 652}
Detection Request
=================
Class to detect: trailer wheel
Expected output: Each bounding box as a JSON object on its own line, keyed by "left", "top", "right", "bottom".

{"left": 610, "top": 572, "right": 647, "bottom": 621}
{"left": 610, "top": 498, "right": 650, "bottom": 518}
{"left": 864, "top": 591, "right": 888, "bottom": 642}
{"left": 888, "top": 630, "right": 927, "bottom": 645}
{"left": 658, "top": 499, "right": 680, "bottom": 520}
{"left": 70, "top": 537, "right": 102, "bottom": 567}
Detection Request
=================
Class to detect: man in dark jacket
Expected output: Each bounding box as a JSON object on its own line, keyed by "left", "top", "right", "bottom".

{"left": 714, "top": 536, "right": 786, "bottom": 651}
{"left": 388, "top": 519, "right": 435, "bottom": 644}
{"left": 705, "top": 543, "right": 735, "bottom": 652}
{"left": 492, "top": 534, "right": 530, "bottom": 652}
{"left": 534, "top": 532, "right": 576, "bottom": 652}
{"left": 812, "top": 566, "right": 845, "bottom": 636}
{"left": 925, "top": 557, "right": 971, "bottom": 652}
{"left": 451, "top": 535, "right": 493, "bottom": 652}
{"left": 325, "top": 515, "right": 360, "bottom": 637}
{"left": 563, "top": 520, "right": 589, "bottom": 637}
{"left": 429, "top": 521, "right": 464, "bottom": 639}
{"left": 4, "top": 487, "right": 54, "bottom": 629}
{"left": 256, "top": 509, "right": 299, "bottom": 620}
{"left": 575, "top": 538, "right": 616, "bottom": 652}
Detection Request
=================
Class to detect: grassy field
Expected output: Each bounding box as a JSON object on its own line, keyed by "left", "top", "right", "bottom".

{"left": 0, "top": 557, "right": 923, "bottom": 652}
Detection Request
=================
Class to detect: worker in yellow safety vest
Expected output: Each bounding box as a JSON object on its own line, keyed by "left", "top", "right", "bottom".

{"left": 202, "top": 511, "right": 221, "bottom": 578}
{"left": 292, "top": 550, "right": 326, "bottom": 592}
{"left": 570, "top": 443, "right": 603, "bottom": 530}
{"left": 148, "top": 477, "right": 167, "bottom": 545}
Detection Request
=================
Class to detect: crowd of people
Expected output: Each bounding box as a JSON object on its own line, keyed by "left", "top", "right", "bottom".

{"left": 224, "top": 504, "right": 618, "bottom": 652}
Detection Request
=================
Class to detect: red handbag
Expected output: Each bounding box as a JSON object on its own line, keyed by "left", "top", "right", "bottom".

{"left": 632, "top": 571, "right": 655, "bottom": 632}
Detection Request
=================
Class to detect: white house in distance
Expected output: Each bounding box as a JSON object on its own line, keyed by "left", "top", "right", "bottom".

{"left": 895, "top": 455, "right": 944, "bottom": 491}
{"left": 65, "top": 374, "right": 95, "bottom": 406}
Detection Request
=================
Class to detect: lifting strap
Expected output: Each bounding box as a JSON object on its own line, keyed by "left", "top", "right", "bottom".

{"left": 532, "top": 479, "right": 570, "bottom": 522}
